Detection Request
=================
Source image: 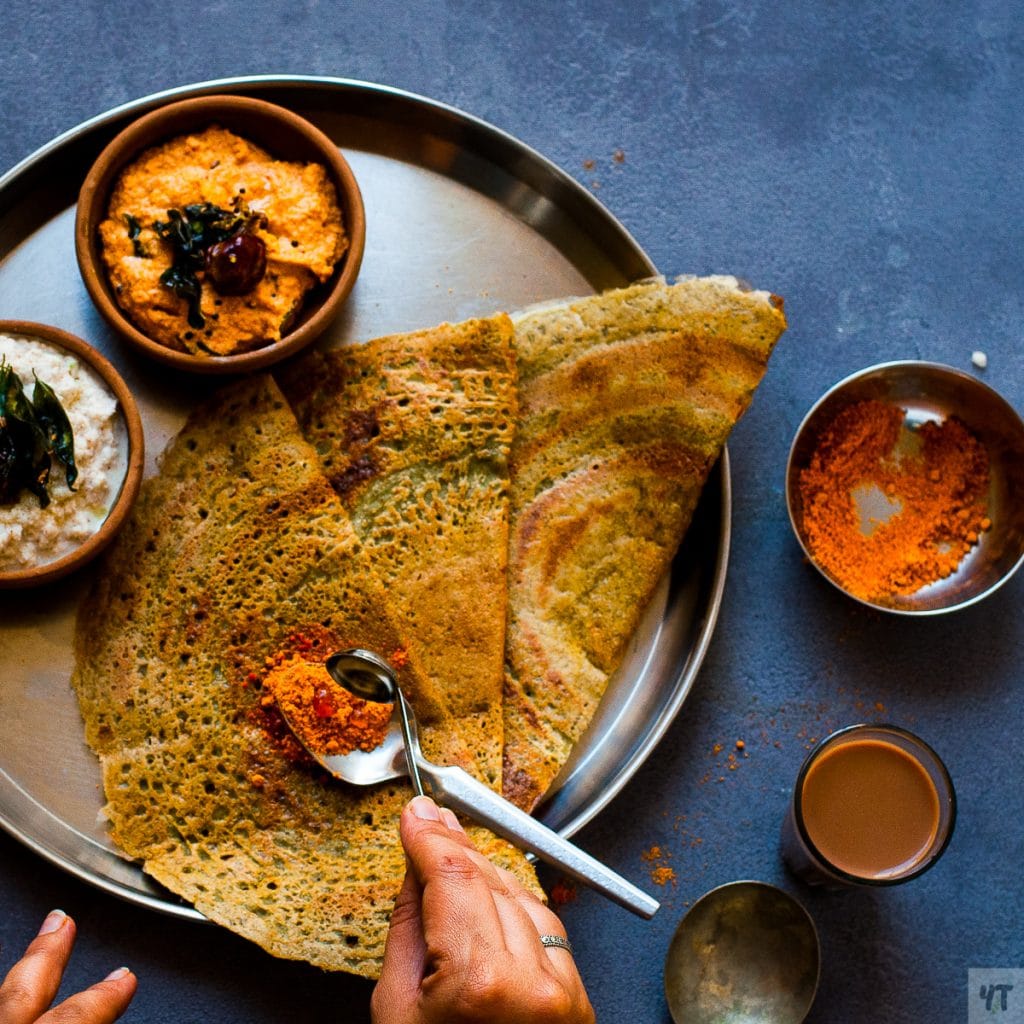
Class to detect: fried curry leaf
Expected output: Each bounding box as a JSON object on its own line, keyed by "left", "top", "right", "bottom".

{"left": 33, "top": 376, "right": 78, "bottom": 489}
{"left": 0, "top": 428, "right": 18, "bottom": 505}
{"left": 0, "top": 357, "right": 76, "bottom": 509}
{"left": 159, "top": 261, "right": 206, "bottom": 330}
{"left": 153, "top": 203, "right": 254, "bottom": 329}
{"left": 124, "top": 213, "right": 149, "bottom": 259}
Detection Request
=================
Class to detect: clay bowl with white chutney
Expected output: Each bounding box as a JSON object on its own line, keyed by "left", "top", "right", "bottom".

{"left": 0, "top": 320, "right": 144, "bottom": 589}
{"left": 75, "top": 94, "right": 366, "bottom": 375}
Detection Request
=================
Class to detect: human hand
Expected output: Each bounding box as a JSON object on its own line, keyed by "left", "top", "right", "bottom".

{"left": 0, "top": 910, "right": 136, "bottom": 1024}
{"left": 371, "top": 796, "right": 595, "bottom": 1024}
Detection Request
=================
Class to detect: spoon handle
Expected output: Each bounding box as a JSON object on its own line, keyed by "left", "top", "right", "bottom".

{"left": 420, "top": 760, "right": 660, "bottom": 919}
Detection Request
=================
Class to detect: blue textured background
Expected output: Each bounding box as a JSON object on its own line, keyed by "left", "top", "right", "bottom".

{"left": 2, "top": 3, "right": 1022, "bottom": 1022}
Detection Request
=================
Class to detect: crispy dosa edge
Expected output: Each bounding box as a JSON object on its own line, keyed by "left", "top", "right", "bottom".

{"left": 278, "top": 315, "right": 517, "bottom": 790}
{"left": 501, "top": 276, "right": 787, "bottom": 811}
{"left": 72, "top": 373, "right": 539, "bottom": 979}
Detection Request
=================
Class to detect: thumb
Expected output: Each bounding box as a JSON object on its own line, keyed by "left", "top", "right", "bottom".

{"left": 371, "top": 809, "right": 431, "bottom": 1022}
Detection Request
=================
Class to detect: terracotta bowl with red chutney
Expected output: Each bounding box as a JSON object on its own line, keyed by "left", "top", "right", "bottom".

{"left": 75, "top": 94, "right": 366, "bottom": 375}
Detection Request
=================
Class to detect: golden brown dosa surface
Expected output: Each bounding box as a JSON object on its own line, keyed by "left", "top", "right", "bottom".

{"left": 72, "top": 374, "right": 537, "bottom": 978}
{"left": 278, "top": 315, "right": 517, "bottom": 789}
{"left": 501, "top": 276, "right": 787, "bottom": 811}
{"left": 71, "top": 274, "right": 786, "bottom": 973}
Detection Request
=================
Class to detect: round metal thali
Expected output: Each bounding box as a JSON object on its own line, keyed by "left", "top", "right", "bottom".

{"left": 0, "top": 75, "right": 729, "bottom": 919}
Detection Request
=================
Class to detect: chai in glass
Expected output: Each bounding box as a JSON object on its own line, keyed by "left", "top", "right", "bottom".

{"left": 781, "top": 724, "right": 955, "bottom": 887}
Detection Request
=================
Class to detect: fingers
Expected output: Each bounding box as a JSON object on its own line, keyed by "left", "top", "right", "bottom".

{"left": 399, "top": 796, "right": 509, "bottom": 965}
{"left": 372, "top": 856, "right": 427, "bottom": 1021}
{"left": 438, "top": 813, "right": 595, "bottom": 1022}
{"left": 0, "top": 912, "right": 137, "bottom": 1024}
{"left": 39, "top": 968, "right": 137, "bottom": 1024}
{"left": 381, "top": 797, "right": 595, "bottom": 1024}
{"left": 496, "top": 871, "right": 574, "bottom": 962}
{"left": 0, "top": 910, "right": 76, "bottom": 1024}
{"left": 373, "top": 800, "right": 484, "bottom": 1024}
{"left": 397, "top": 798, "right": 577, "bottom": 974}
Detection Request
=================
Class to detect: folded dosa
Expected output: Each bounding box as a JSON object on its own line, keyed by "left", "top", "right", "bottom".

{"left": 501, "top": 276, "right": 787, "bottom": 811}
{"left": 72, "top": 374, "right": 537, "bottom": 978}
{"left": 278, "top": 315, "right": 517, "bottom": 789}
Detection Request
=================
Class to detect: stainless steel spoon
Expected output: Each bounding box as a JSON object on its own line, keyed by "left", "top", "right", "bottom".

{"left": 279, "top": 648, "right": 659, "bottom": 919}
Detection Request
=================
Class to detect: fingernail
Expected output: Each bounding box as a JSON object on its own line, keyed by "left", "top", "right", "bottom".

{"left": 440, "top": 808, "right": 464, "bottom": 833}
{"left": 105, "top": 967, "right": 131, "bottom": 981}
{"left": 38, "top": 910, "right": 67, "bottom": 935}
{"left": 410, "top": 795, "right": 441, "bottom": 820}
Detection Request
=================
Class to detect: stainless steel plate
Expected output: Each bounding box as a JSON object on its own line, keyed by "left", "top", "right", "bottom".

{"left": 0, "top": 75, "right": 729, "bottom": 919}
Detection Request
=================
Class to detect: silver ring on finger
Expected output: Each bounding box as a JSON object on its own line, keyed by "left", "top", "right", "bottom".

{"left": 539, "top": 933, "right": 574, "bottom": 955}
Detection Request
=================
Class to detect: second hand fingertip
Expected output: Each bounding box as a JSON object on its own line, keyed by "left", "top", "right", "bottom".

{"left": 38, "top": 909, "right": 68, "bottom": 935}
{"left": 104, "top": 966, "right": 132, "bottom": 982}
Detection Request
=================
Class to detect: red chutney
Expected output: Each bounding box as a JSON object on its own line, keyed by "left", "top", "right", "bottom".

{"left": 262, "top": 654, "right": 392, "bottom": 757}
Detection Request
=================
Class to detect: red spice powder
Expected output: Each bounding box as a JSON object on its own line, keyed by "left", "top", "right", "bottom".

{"left": 797, "top": 400, "right": 991, "bottom": 602}
{"left": 549, "top": 879, "right": 578, "bottom": 909}
{"left": 262, "top": 656, "right": 392, "bottom": 757}
{"left": 245, "top": 626, "right": 393, "bottom": 766}
{"left": 641, "top": 845, "right": 677, "bottom": 886}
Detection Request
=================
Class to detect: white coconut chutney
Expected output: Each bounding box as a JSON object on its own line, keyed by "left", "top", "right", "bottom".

{"left": 0, "top": 332, "right": 128, "bottom": 570}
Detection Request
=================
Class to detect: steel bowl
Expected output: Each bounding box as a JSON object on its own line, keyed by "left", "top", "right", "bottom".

{"left": 663, "top": 880, "right": 820, "bottom": 1024}
{"left": 786, "top": 361, "right": 1024, "bottom": 614}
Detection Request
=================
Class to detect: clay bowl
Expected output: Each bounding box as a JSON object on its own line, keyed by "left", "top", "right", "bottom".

{"left": 786, "top": 361, "right": 1024, "bottom": 614}
{"left": 0, "top": 320, "right": 144, "bottom": 589}
{"left": 75, "top": 94, "right": 365, "bottom": 375}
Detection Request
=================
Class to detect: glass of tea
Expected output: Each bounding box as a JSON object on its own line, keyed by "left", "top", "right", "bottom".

{"left": 781, "top": 724, "right": 956, "bottom": 888}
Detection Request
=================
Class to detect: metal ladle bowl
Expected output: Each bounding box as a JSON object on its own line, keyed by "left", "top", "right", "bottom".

{"left": 664, "top": 881, "right": 820, "bottom": 1024}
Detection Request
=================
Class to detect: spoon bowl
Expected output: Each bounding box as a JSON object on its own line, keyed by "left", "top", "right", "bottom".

{"left": 326, "top": 649, "right": 398, "bottom": 704}
{"left": 323, "top": 648, "right": 425, "bottom": 794}
{"left": 316, "top": 714, "right": 410, "bottom": 787}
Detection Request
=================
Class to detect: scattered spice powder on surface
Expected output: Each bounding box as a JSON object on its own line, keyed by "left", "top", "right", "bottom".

{"left": 651, "top": 865, "right": 677, "bottom": 887}
{"left": 641, "top": 844, "right": 677, "bottom": 887}
{"left": 549, "top": 878, "right": 578, "bottom": 910}
{"left": 797, "top": 399, "right": 991, "bottom": 603}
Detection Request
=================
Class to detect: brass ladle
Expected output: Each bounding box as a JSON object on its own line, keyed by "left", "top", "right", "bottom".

{"left": 663, "top": 881, "right": 820, "bottom": 1023}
